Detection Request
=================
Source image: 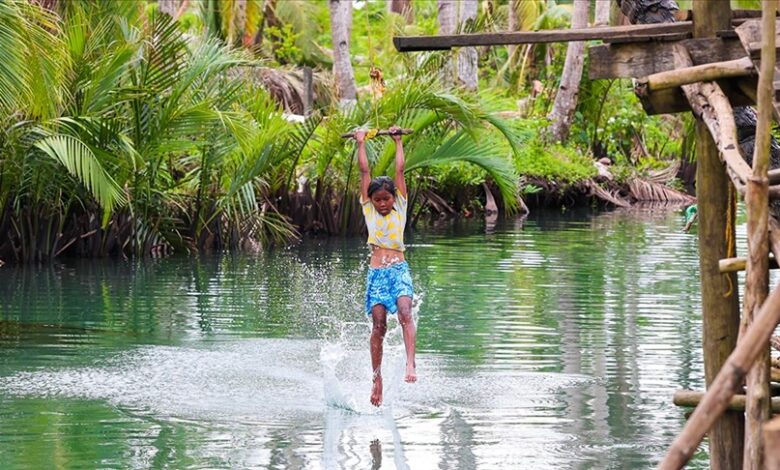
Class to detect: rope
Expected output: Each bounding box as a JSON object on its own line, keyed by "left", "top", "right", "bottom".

{"left": 723, "top": 183, "right": 737, "bottom": 298}
{"left": 364, "top": 6, "right": 383, "bottom": 129}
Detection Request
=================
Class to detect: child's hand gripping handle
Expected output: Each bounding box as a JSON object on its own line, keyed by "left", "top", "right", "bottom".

{"left": 341, "top": 128, "right": 413, "bottom": 139}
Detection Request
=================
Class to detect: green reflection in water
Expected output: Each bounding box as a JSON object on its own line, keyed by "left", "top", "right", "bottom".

{"left": 0, "top": 208, "right": 712, "bottom": 469}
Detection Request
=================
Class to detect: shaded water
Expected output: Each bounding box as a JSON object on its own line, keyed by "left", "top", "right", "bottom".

{"left": 0, "top": 208, "right": 712, "bottom": 469}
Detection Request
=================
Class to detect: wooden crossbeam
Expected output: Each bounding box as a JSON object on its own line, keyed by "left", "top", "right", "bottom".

{"left": 588, "top": 37, "right": 747, "bottom": 80}
{"left": 393, "top": 22, "right": 693, "bottom": 51}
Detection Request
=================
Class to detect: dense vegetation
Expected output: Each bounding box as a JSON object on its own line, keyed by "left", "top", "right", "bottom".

{"left": 0, "top": 0, "right": 696, "bottom": 263}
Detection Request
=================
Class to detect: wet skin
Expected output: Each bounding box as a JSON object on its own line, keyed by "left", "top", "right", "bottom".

{"left": 367, "top": 189, "right": 407, "bottom": 269}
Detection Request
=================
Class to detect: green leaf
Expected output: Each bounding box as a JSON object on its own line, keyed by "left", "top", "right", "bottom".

{"left": 34, "top": 134, "right": 126, "bottom": 216}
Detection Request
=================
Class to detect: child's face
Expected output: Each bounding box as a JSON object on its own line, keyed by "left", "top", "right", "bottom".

{"left": 370, "top": 189, "right": 394, "bottom": 216}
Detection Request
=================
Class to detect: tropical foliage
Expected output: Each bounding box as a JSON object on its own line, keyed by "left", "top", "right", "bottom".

{"left": 0, "top": 0, "right": 528, "bottom": 263}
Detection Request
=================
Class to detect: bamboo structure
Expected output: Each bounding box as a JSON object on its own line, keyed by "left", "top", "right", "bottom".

{"left": 742, "top": 4, "right": 775, "bottom": 468}
{"left": 394, "top": 1, "right": 780, "bottom": 468}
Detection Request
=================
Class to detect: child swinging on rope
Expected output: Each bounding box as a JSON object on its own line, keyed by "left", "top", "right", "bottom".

{"left": 353, "top": 126, "right": 417, "bottom": 407}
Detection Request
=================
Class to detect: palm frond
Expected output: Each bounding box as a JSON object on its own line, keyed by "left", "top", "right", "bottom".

{"left": 34, "top": 134, "right": 127, "bottom": 217}
{"left": 0, "top": 1, "right": 31, "bottom": 113}
{"left": 405, "top": 131, "right": 518, "bottom": 212}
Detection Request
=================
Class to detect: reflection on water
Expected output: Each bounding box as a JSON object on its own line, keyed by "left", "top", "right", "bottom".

{"left": 0, "top": 207, "right": 713, "bottom": 468}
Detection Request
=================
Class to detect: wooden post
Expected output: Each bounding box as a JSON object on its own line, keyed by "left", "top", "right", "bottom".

{"left": 743, "top": 3, "right": 776, "bottom": 469}
{"left": 765, "top": 417, "right": 780, "bottom": 470}
{"left": 692, "top": 1, "right": 744, "bottom": 469}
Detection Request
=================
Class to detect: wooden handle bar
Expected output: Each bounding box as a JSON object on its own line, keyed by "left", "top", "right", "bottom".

{"left": 341, "top": 128, "right": 414, "bottom": 138}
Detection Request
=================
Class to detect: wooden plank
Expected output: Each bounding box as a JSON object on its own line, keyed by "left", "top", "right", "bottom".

{"left": 588, "top": 37, "right": 747, "bottom": 80}
{"left": 746, "top": 40, "right": 780, "bottom": 59}
{"left": 736, "top": 19, "right": 780, "bottom": 68}
{"left": 637, "top": 79, "right": 754, "bottom": 116}
{"left": 393, "top": 21, "right": 693, "bottom": 51}
{"left": 603, "top": 32, "right": 690, "bottom": 45}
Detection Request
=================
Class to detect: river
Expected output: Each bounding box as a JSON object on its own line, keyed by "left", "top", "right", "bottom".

{"left": 0, "top": 207, "right": 711, "bottom": 469}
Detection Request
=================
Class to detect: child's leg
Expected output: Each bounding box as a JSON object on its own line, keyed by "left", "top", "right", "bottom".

{"left": 396, "top": 296, "right": 416, "bottom": 382}
{"left": 370, "top": 305, "right": 387, "bottom": 406}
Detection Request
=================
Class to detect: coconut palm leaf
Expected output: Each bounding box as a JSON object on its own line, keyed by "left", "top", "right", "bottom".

{"left": 513, "top": 0, "right": 546, "bottom": 31}
{"left": 0, "top": 1, "right": 32, "bottom": 113}
{"left": 405, "top": 131, "right": 518, "bottom": 212}
{"left": 34, "top": 134, "right": 126, "bottom": 216}
{"left": 0, "top": 0, "right": 64, "bottom": 118}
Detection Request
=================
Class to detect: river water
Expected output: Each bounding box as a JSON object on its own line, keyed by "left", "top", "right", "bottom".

{"left": 0, "top": 207, "right": 713, "bottom": 469}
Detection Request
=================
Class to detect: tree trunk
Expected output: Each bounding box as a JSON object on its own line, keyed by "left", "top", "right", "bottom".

{"left": 595, "top": 0, "right": 611, "bottom": 27}
{"left": 689, "top": 2, "right": 746, "bottom": 468}
{"left": 545, "top": 0, "right": 589, "bottom": 143}
{"left": 329, "top": 0, "right": 357, "bottom": 104}
{"left": 158, "top": 0, "right": 178, "bottom": 17}
{"left": 234, "top": 0, "right": 247, "bottom": 47}
{"left": 437, "top": 0, "right": 457, "bottom": 85}
{"left": 507, "top": 0, "right": 519, "bottom": 60}
{"left": 457, "top": 0, "right": 478, "bottom": 91}
{"left": 389, "top": 0, "right": 413, "bottom": 23}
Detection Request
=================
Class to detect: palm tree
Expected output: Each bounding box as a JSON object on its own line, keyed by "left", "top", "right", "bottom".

{"left": 457, "top": 0, "right": 478, "bottom": 91}
{"left": 389, "top": 0, "right": 413, "bottom": 23}
{"left": 157, "top": 0, "right": 178, "bottom": 17}
{"left": 436, "top": 0, "right": 478, "bottom": 90}
{"left": 328, "top": 0, "right": 357, "bottom": 104}
{"left": 200, "top": 0, "right": 263, "bottom": 47}
{"left": 595, "top": 0, "right": 611, "bottom": 26}
{"left": 546, "top": 0, "right": 589, "bottom": 143}
{"left": 437, "top": 0, "right": 457, "bottom": 85}
{"left": 1, "top": 1, "right": 297, "bottom": 261}
{"left": 278, "top": 75, "right": 520, "bottom": 235}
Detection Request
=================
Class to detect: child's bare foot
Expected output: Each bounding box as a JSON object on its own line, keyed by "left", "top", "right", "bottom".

{"left": 405, "top": 362, "right": 417, "bottom": 383}
{"left": 370, "top": 375, "right": 383, "bottom": 406}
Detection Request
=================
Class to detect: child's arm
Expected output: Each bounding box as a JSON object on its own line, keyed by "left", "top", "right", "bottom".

{"left": 390, "top": 126, "right": 407, "bottom": 197}
{"left": 355, "top": 130, "right": 370, "bottom": 201}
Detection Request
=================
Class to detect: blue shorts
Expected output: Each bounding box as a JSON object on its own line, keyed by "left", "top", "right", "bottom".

{"left": 365, "top": 261, "right": 414, "bottom": 315}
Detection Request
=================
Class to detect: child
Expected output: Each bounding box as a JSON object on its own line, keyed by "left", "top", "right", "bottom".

{"left": 354, "top": 127, "right": 417, "bottom": 407}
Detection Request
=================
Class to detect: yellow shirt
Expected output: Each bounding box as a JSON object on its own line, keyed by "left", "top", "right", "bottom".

{"left": 361, "top": 193, "right": 408, "bottom": 251}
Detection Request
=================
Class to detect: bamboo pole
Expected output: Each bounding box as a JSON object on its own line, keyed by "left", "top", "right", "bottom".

{"left": 657, "top": 283, "right": 780, "bottom": 469}
{"left": 742, "top": 3, "right": 776, "bottom": 469}
{"left": 673, "top": 390, "right": 780, "bottom": 412}
{"left": 643, "top": 57, "right": 755, "bottom": 91}
{"left": 719, "top": 256, "right": 778, "bottom": 273}
{"left": 764, "top": 417, "right": 780, "bottom": 470}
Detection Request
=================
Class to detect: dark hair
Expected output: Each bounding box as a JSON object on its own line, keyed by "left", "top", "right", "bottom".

{"left": 367, "top": 176, "right": 396, "bottom": 197}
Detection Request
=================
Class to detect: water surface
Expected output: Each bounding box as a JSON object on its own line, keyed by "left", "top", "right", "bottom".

{"left": 0, "top": 207, "right": 711, "bottom": 469}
